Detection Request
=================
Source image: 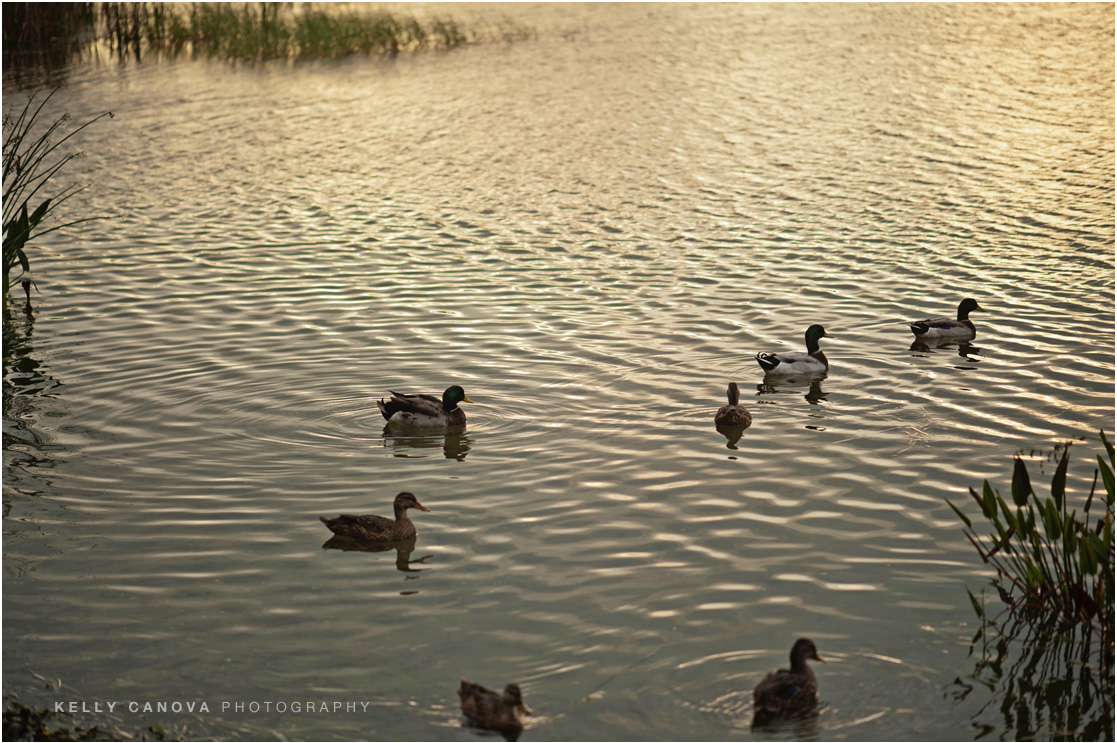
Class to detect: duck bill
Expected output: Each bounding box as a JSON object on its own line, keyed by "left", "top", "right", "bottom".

{"left": 813, "top": 652, "right": 827, "bottom": 664}
{"left": 414, "top": 503, "right": 431, "bottom": 512}
{"left": 461, "top": 395, "right": 474, "bottom": 403}
{"left": 517, "top": 702, "right": 533, "bottom": 715}
{"left": 973, "top": 304, "right": 987, "bottom": 312}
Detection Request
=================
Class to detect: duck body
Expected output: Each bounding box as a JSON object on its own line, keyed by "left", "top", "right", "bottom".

{"left": 714, "top": 382, "right": 752, "bottom": 427}
{"left": 909, "top": 298, "right": 984, "bottom": 339}
{"left": 458, "top": 678, "right": 531, "bottom": 731}
{"left": 753, "top": 638, "right": 825, "bottom": 717}
{"left": 756, "top": 325, "right": 832, "bottom": 375}
{"left": 377, "top": 385, "right": 472, "bottom": 429}
{"left": 320, "top": 492, "right": 430, "bottom": 542}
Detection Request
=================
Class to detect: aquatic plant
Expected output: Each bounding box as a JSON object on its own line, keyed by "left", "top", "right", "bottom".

{"left": 3, "top": 697, "right": 179, "bottom": 741}
{"left": 947, "top": 433, "right": 1113, "bottom": 637}
{"left": 946, "top": 433, "right": 1114, "bottom": 737}
{"left": 2, "top": 90, "right": 112, "bottom": 306}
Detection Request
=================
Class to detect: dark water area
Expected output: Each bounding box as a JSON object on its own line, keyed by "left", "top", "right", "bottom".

{"left": 3, "top": 3, "right": 1114, "bottom": 740}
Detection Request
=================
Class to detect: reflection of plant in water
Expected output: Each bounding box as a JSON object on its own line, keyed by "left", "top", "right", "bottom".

{"left": 946, "top": 433, "right": 1114, "bottom": 739}
{"left": 948, "top": 606, "right": 1113, "bottom": 740}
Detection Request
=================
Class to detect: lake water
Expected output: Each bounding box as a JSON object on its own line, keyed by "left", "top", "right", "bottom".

{"left": 3, "top": 3, "right": 1114, "bottom": 740}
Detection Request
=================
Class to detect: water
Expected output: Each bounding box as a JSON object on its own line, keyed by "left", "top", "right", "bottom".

{"left": 3, "top": 3, "right": 1114, "bottom": 740}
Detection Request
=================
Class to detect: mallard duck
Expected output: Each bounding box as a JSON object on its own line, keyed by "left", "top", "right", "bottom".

{"left": 753, "top": 638, "right": 825, "bottom": 716}
{"left": 909, "top": 298, "right": 985, "bottom": 339}
{"left": 714, "top": 382, "right": 752, "bottom": 427}
{"left": 377, "top": 385, "right": 473, "bottom": 428}
{"left": 319, "top": 492, "right": 430, "bottom": 541}
{"left": 458, "top": 678, "right": 531, "bottom": 730}
{"left": 755, "top": 325, "right": 832, "bottom": 375}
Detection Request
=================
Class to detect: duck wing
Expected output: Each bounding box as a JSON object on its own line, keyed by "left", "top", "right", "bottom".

{"left": 909, "top": 316, "right": 971, "bottom": 337}
{"left": 319, "top": 513, "right": 395, "bottom": 540}
{"left": 755, "top": 351, "right": 826, "bottom": 374}
{"left": 377, "top": 391, "right": 444, "bottom": 421}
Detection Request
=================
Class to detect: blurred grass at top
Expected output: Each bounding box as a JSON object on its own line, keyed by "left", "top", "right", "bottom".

{"left": 2, "top": 2, "right": 536, "bottom": 69}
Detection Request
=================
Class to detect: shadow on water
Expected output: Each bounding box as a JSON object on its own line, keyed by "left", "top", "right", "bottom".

{"left": 946, "top": 612, "right": 1115, "bottom": 741}
{"left": 321, "top": 535, "right": 432, "bottom": 574}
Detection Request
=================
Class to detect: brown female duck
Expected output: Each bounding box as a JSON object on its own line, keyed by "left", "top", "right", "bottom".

{"left": 458, "top": 678, "right": 532, "bottom": 731}
{"left": 319, "top": 492, "right": 430, "bottom": 542}
{"left": 714, "top": 382, "right": 752, "bottom": 428}
{"left": 753, "top": 638, "right": 825, "bottom": 716}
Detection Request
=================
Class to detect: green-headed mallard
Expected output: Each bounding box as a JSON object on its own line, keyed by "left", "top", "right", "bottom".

{"left": 752, "top": 638, "right": 825, "bottom": 716}
{"left": 714, "top": 382, "right": 752, "bottom": 428}
{"left": 909, "top": 298, "right": 985, "bottom": 340}
{"left": 755, "top": 325, "right": 832, "bottom": 375}
{"left": 319, "top": 492, "right": 430, "bottom": 541}
{"left": 377, "top": 385, "right": 472, "bottom": 428}
{"left": 458, "top": 678, "right": 531, "bottom": 731}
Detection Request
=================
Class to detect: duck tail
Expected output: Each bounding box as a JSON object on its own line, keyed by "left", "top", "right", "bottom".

{"left": 755, "top": 352, "right": 778, "bottom": 372}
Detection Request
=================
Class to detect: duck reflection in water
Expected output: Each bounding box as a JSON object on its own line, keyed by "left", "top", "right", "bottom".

{"left": 756, "top": 376, "right": 827, "bottom": 405}
{"left": 382, "top": 431, "right": 472, "bottom": 461}
{"left": 321, "top": 534, "right": 431, "bottom": 572}
{"left": 910, "top": 336, "right": 983, "bottom": 362}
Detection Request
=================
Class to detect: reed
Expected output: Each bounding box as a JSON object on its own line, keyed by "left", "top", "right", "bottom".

{"left": 2, "top": 90, "right": 112, "bottom": 303}
{"left": 95, "top": 3, "right": 533, "bottom": 62}
{"left": 947, "top": 432, "right": 1114, "bottom": 651}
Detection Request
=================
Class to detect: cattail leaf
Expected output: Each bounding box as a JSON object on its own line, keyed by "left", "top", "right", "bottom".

{"left": 1051, "top": 448, "right": 1069, "bottom": 511}
{"left": 1046, "top": 500, "right": 1063, "bottom": 540}
{"left": 28, "top": 198, "right": 51, "bottom": 226}
{"left": 981, "top": 481, "right": 997, "bottom": 519}
{"left": 946, "top": 498, "right": 972, "bottom": 529}
{"left": 1102, "top": 430, "right": 1114, "bottom": 465}
{"left": 1098, "top": 454, "right": 1114, "bottom": 503}
{"left": 965, "top": 587, "right": 984, "bottom": 618}
{"left": 1011, "top": 457, "right": 1032, "bottom": 506}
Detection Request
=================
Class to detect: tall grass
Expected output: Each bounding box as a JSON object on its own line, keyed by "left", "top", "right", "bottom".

{"left": 2, "top": 90, "right": 112, "bottom": 303}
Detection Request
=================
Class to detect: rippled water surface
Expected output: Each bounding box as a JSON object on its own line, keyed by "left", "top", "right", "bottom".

{"left": 4, "top": 3, "right": 1114, "bottom": 740}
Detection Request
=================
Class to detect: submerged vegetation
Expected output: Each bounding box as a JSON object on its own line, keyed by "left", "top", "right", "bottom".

{"left": 3, "top": 697, "right": 178, "bottom": 741}
{"left": 2, "top": 90, "right": 112, "bottom": 309}
{"left": 2, "top": 3, "right": 534, "bottom": 68}
{"left": 947, "top": 433, "right": 1114, "bottom": 738}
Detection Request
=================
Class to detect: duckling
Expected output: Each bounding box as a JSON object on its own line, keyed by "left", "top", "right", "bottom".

{"left": 755, "top": 325, "right": 832, "bottom": 375}
{"left": 753, "top": 638, "right": 825, "bottom": 716}
{"left": 714, "top": 382, "right": 752, "bottom": 428}
{"left": 458, "top": 678, "right": 531, "bottom": 731}
{"left": 909, "top": 298, "right": 985, "bottom": 340}
{"left": 319, "top": 492, "right": 430, "bottom": 542}
{"left": 377, "top": 386, "right": 472, "bottom": 428}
